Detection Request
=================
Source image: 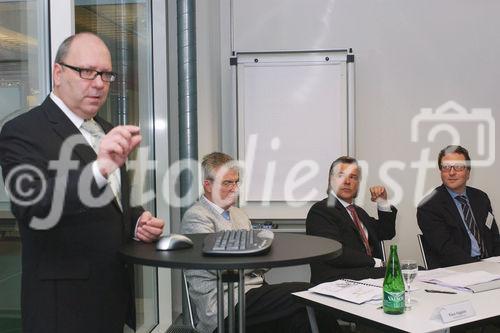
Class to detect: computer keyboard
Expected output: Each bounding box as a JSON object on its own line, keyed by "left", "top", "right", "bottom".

{"left": 202, "top": 229, "right": 274, "bottom": 256}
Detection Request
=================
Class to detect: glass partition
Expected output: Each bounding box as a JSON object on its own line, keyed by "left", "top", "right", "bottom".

{"left": 74, "top": 1, "right": 158, "bottom": 331}
{"left": 0, "top": 1, "right": 50, "bottom": 332}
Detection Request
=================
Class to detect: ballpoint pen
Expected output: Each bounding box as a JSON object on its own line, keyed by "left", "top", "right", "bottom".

{"left": 424, "top": 289, "right": 457, "bottom": 294}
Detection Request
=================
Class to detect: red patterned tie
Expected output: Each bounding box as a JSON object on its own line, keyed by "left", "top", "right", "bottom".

{"left": 346, "top": 205, "right": 372, "bottom": 256}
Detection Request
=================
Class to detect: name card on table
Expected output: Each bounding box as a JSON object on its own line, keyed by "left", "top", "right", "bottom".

{"left": 431, "top": 301, "right": 475, "bottom": 323}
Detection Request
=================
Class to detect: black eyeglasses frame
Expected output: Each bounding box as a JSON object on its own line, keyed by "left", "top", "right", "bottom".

{"left": 58, "top": 62, "right": 117, "bottom": 82}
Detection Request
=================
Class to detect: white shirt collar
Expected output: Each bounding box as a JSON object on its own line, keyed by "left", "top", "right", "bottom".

{"left": 329, "top": 190, "right": 353, "bottom": 208}
{"left": 50, "top": 92, "right": 85, "bottom": 129}
{"left": 330, "top": 190, "right": 369, "bottom": 236}
{"left": 203, "top": 195, "right": 226, "bottom": 214}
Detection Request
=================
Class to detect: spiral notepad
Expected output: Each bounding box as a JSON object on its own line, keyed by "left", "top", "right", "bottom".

{"left": 309, "top": 278, "right": 383, "bottom": 304}
{"left": 340, "top": 278, "right": 383, "bottom": 288}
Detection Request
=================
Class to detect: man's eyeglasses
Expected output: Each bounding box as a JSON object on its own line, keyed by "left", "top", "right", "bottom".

{"left": 440, "top": 164, "right": 467, "bottom": 172}
{"left": 207, "top": 179, "right": 240, "bottom": 189}
{"left": 221, "top": 180, "right": 240, "bottom": 188}
{"left": 333, "top": 173, "right": 359, "bottom": 181}
{"left": 58, "top": 63, "right": 117, "bottom": 82}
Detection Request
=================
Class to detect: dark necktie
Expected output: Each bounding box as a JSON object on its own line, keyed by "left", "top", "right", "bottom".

{"left": 455, "top": 195, "right": 487, "bottom": 258}
{"left": 346, "top": 205, "right": 372, "bottom": 256}
{"left": 221, "top": 210, "right": 230, "bottom": 221}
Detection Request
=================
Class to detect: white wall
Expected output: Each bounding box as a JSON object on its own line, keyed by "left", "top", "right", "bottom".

{"left": 195, "top": 0, "right": 500, "bottom": 263}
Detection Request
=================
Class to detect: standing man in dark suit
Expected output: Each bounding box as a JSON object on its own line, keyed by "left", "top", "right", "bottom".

{"left": 306, "top": 156, "right": 397, "bottom": 285}
{"left": 417, "top": 145, "right": 500, "bottom": 268}
{"left": 0, "top": 32, "right": 164, "bottom": 333}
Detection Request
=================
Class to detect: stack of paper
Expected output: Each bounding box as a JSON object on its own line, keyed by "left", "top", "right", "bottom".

{"left": 309, "top": 278, "right": 382, "bottom": 304}
{"left": 482, "top": 256, "right": 500, "bottom": 263}
{"left": 419, "top": 270, "right": 500, "bottom": 293}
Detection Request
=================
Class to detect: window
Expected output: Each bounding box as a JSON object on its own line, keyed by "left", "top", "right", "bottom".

{"left": 75, "top": 1, "right": 158, "bottom": 330}
{"left": 0, "top": 1, "right": 50, "bottom": 331}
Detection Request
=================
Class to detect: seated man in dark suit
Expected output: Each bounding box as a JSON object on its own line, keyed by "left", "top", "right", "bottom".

{"left": 306, "top": 156, "right": 397, "bottom": 285}
{"left": 417, "top": 145, "right": 500, "bottom": 268}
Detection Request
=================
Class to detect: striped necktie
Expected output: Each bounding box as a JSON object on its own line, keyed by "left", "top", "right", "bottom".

{"left": 80, "top": 119, "right": 122, "bottom": 211}
{"left": 346, "top": 205, "right": 372, "bottom": 256}
{"left": 455, "top": 195, "right": 487, "bottom": 258}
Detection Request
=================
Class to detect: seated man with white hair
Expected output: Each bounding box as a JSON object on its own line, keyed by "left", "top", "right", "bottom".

{"left": 181, "top": 152, "right": 339, "bottom": 333}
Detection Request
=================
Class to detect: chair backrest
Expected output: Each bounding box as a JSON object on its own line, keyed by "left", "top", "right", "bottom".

{"left": 166, "top": 271, "right": 198, "bottom": 333}
{"left": 417, "top": 234, "right": 430, "bottom": 270}
{"left": 182, "top": 270, "right": 196, "bottom": 328}
{"left": 380, "top": 240, "right": 387, "bottom": 262}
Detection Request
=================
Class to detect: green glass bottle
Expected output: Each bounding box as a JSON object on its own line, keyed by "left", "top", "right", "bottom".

{"left": 383, "top": 244, "right": 405, "bottom": 314}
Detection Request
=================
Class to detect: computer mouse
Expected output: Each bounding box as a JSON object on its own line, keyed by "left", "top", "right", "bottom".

{"left": 156, "top": 234, "right": 194, "bottom": 251}
{"left": 257, "top": 229, "right": 275, "bottom": 240}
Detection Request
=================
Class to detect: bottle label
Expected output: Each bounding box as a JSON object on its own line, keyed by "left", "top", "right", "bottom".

{"left": 383, "top": 291, "right": 404, "bottom": 309}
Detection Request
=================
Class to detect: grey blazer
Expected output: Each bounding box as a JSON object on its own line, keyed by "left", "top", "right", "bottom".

{"left": 180, "top": 196, "right": 263, "bottom": 333}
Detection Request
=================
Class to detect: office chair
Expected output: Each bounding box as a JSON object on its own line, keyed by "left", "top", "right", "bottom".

{"left": 166, "top": 270, "right": 199, "bottom": 333}
{"left": 417, "top": 234, "right": 430, "bottom": 270}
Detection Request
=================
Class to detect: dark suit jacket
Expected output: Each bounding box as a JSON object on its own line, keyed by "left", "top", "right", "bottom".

{"left": 0, "top": 96, "right": 143, "bottom": 333}
{"left": 417, "top": 184, "right": 500, "bottom": 268}
{"left": 306, "top": 195, "right": 397, "bottom": 285}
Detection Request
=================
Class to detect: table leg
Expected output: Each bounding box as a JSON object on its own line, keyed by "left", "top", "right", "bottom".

{"left": 238, "top": 269, "right": 245, "bottom": 333}
{"left": 217, "top": 270, "right": 224, "bottom": 333}
{"left": 306, "top": 306, "right": 319, "bottom": 333}
{"left": 228, "top": 280, "right": 235, "bottom": 333}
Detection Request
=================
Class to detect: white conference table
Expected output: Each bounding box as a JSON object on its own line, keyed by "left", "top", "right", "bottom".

{"left": 294, "top": 261, "right": 500, "bottom": 333}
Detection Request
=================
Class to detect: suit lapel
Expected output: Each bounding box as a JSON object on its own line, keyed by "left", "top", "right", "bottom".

{"left": 94, "top": 115, "right": 113, "bottom": 133}
{"left": 44, "top": 97, "right": 125, "bottom": 215}
{"left": 328, "top": 194, "right": 374, "bottom": 256}
{"left": 438, "top": 185, "right": 468, "bottom": 234}
{"left": 466, "top": 188, "right": 482, "bottom": 221}
{"left": 43, "top": 97, "right": 97, "bottom": 165}
{"left": 466, "top": 188, "right": 487, "bottom": 236}
{"left": 353, "top": 205, "right": 374, "bottom": 235}
{"left": 328, "top": 194, "right": 359, "bottom": 233}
